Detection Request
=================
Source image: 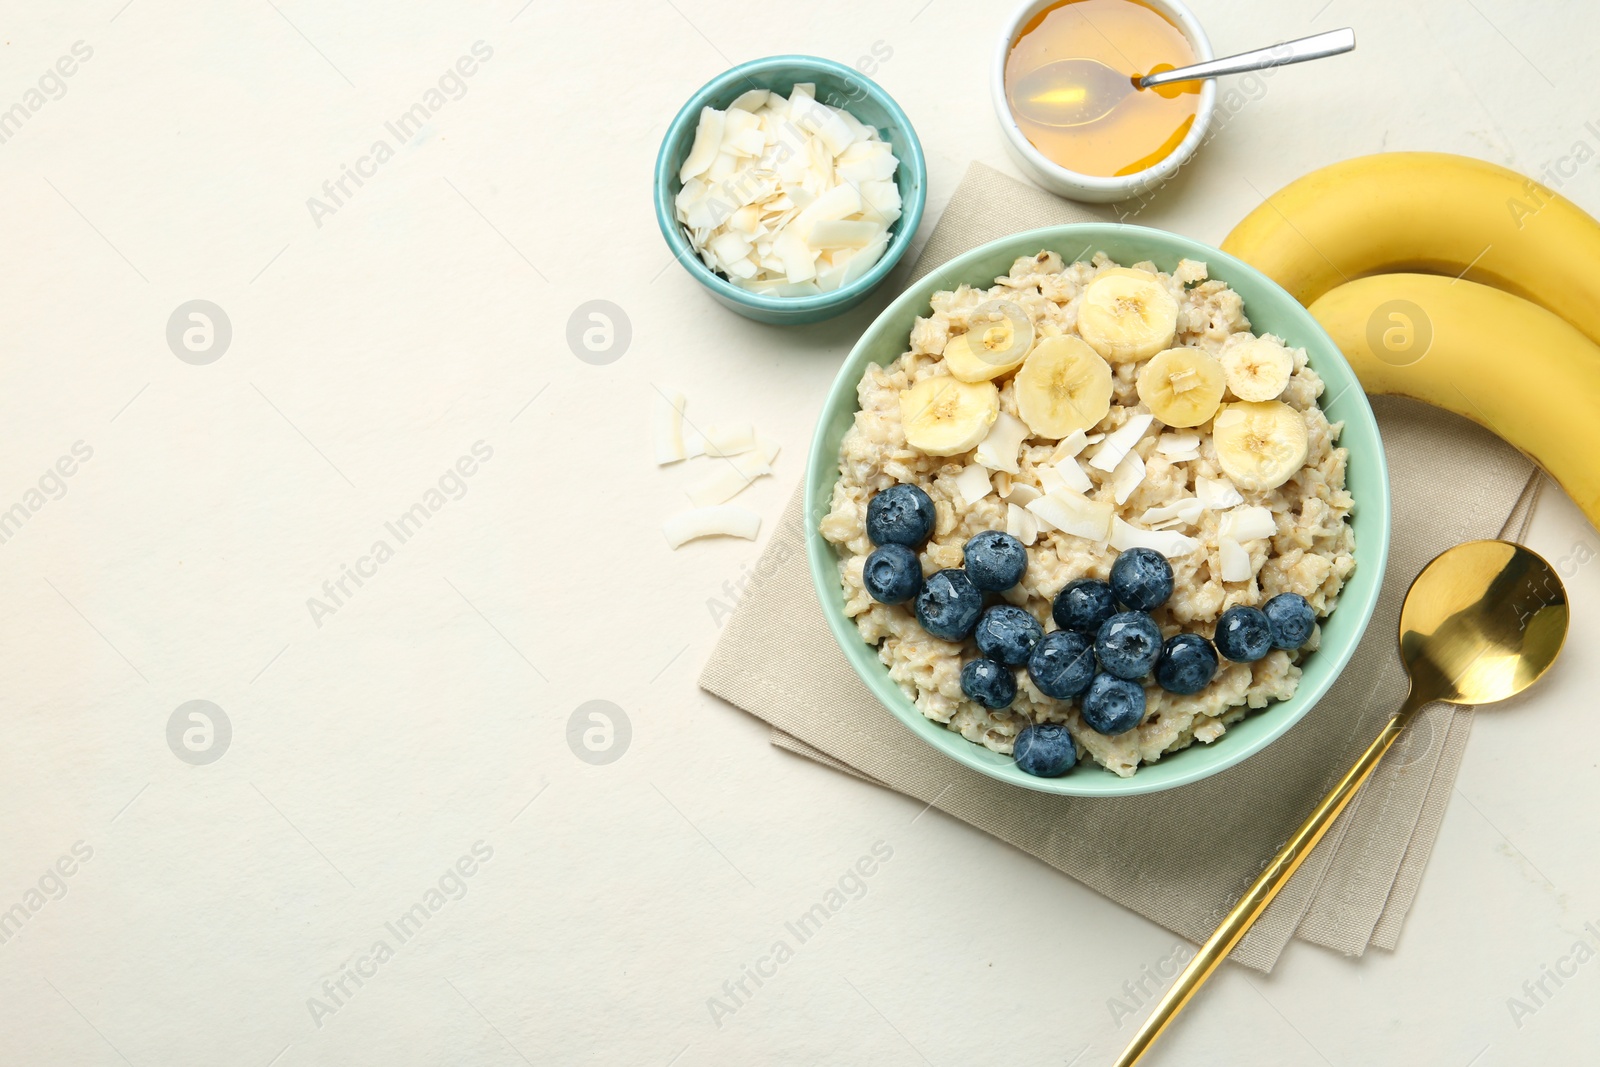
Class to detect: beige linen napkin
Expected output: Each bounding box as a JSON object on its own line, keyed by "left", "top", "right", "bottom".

{"left": 700, "top": 162, "right": 1540, "bottom": 971}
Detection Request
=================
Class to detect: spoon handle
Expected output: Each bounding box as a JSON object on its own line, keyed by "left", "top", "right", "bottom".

{"left": 1110, "top": 686, "right": 1430, "bottom": 1067}
{"left": 1140, "top": 27, "right": 1356, "bottom": 89}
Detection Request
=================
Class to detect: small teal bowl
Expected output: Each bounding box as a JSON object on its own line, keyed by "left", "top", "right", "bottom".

{"left": 805, "top": 223, "right": 1392, "bottom": 796}
{"left": 653, "top": 55, "right": 927, "bottom": 325}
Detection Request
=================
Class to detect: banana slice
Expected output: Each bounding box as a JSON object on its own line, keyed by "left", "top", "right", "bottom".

{"left": 1077, "top": 267, "right": 1179, "bottom": 363}
{"left": 1136, "top": 347, "right": 1226, "bottom": 427}
{"left": 900, "top": 375, "right": 1000, "bottom": 456}
{"left": 1221, "top": 338, "right": 1294, "bottom": 401}
{"left": 1013, "top": 336, "right": 1113, "bottom": 438}
{"left": 1212, "top": 401, "right": 1309, "bottom": 491}
{"left": 943, "top": 300, "right": 1036, "bottom": 382}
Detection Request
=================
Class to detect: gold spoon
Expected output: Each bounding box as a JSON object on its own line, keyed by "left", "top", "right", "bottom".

{"left": 1010, "top": 27, "right": 1355, "bottom": 128}
{"left": 1113, "top": 540, "right": 1569, "bottom": 1067}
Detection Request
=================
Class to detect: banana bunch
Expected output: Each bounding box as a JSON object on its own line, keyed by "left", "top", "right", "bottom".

{"left": 1222, "top": 151, "right": 1600, "bottom": 529}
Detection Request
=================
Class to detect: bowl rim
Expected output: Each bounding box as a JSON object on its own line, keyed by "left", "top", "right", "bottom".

{"left": 652, "top": 53, "right": 928, "bottom": 313}
{"left": 990, "top": 0, "right": 1219, "bottom": 197}
{"left": 803, "top": 222, "right": 1392, "bottom": 796}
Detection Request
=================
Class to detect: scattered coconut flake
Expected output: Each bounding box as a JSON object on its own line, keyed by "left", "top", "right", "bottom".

{"left": 1218, "top": 537, "right": 1252, "bottom": 582}
{"left": 653, "top": 386, "right": 688, "bottom": 465}
{"left": 1111, "top": 451, "right": 1146, "bottom": 505}
{"left": 974, "top": 412, "right": 1030, "bottom": 473}
{"left": 1156, "top": 432, "right": 1201, "bottom": 455}
{"left": 1196, "top": 476, "right": 1245, "bottom": 510}
{"left": 1139, "top": 498, "right": 1205, "bottom": 527}
{"left": 1004, "top": 483, "right": 1042, "bottom": 506}
{"left": 1220, "top": 505, "right": 1276, "bottom": 542}
{"left": 1047, "top": 429, "right": 1089, "bottom": 462}
{"left": 1108, "top": 517, "right": 1201, "bottom": 557}
{"left": 663, "top": 505, "right": 761, "bottom": 549}
{"left": 953, "top": 465, "right": 993, "bottom": 507}
{"left": 701, "top": 423, "right": 755, "bottom": 457}
{"left": 1084, "top": 433, "right": 1105, "bottom": 444}
{"left": 1088, "top": 414, "right": 1153, "bottom": 472}
{"left": 1027, "top": 489, "right": 1114, "bottom": 542}
{"left": 1006, "top": 503, "right": 1039, "bottom": 546}
{"left": 1054, "top": 457, "right": 1094, "bottom": 494}
{"left": 685, "top": 451, "right": 772, "bottom": 507}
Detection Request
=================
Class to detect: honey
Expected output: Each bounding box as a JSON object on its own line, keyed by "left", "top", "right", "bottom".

{"left": 1004, "top": 0, "right": 1201, "bottom": 178}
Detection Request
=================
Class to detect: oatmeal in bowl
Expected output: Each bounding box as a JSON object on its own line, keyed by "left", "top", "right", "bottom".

{"left": 807, "top": 226, "right": 1387, "bottom": 791}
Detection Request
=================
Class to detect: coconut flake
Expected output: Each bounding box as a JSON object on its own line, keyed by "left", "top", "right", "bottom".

{"left": 1004, "top": 482, "right": 1042, "bottom": 506}
{"left": 701, "top": 423, "right": 755, "bottom": 457}
{"left": 728, "top": 88, "right": 772, "bottom": 112}
{"left": 1220, "top": 505, "right": 1276, "bottom": 541}
{"left": 663, "top": 505, "right": 762, "bottom": 548}
{"left": 1156, "top": 432, "right": 1201, "bottom": 456}
{"left": 653, "top": 386, "right": 688, "bottom": 465}
{"left": 1054, "top": 457, "right": 1094, "bottom": 494}
{"left": 1139, "top": 498, "right": 1204, "bottom": 527}
{"left": 1088, "top": 414, "right": 1153, "bottom": 472}
{"left": 678, "top": 108, "right": 725, "bottom": 182}
{"left": 1006, "top": 503, "right": 1039, "bottom": 546}
{"left": 953, "top": 465, "right": 993, "bottom": 507}
{"left": 1108, "top": 517, "right": 1201, "bottom": 557}
{"left": 974, "top": 412, "right": 1030, "bottom": 473}
{"left": 839, "top": 236, "right": 887, "bottom": 286}
{"left": 1047, "top": 429, "right": 1089, "bottom": 462}
{"left": 1218, "top": 536, "right": 1252, "bottom": 582}
{"left": 1110, "top": 451, "right": 1146, "bottom": 505}
{"left": 1027, "top": 489, "right": 1113, "bottom": 542}
{"left": 808, "top": 219, "right": 884, "bottom": 249}
{"left": 1196, "top": 477, "right": 1245, "bottom": 510}
{"left": 685, "top": 451, "right": 771, "bottom": 506}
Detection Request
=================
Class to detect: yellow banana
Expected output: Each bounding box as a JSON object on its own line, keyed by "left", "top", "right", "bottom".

{"left": 1223, "top": 152, "right": 1600, "bottom": 349}
{"left": 1307, "top": 273, "right": 1600, "bottom": 528}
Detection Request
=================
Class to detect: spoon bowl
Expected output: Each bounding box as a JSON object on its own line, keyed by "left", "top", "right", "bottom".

{"left": 1009, "top": 57, "right": 1141, "bottom": 127}
{"left": 1399, "top": 539, "right": 1568, "bottom": 706}
{"left": 1010, "top": 26, "right": 1354, "bottom": 129}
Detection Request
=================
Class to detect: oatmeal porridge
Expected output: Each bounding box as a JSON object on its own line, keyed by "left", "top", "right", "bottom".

{"left": 818, "top": 251, "right": 1356, "bottom": 777}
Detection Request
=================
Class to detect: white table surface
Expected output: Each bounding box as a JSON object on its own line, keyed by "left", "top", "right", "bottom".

{"left": 1, "top": 0, "right": 1597, "bottom": 1063}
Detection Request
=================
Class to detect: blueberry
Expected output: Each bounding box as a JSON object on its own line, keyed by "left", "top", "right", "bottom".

{"left": 1263, "top": 592, "right": 1317, "bottom": 650}
{"left": 1026, "top": 630, "right": 1097, "bottom": 699}
{"left": 963, "top": 530, "right": 1028, "bottom": 591}
{"left": 1081, "top": 674, "right": 1146, "bottom": 735}
{"left": 975, "top": 605, "right": 1044, "bottom": 666}
{"left": 862, "top": 544, "right": 922, "bottom": 604}
{"left": 1110, "top": 547, "right": 1174, "bottom": 611}
{"left": 1013, "top": 722, "right": 1077, "bottom": 777}
{"left": 914, "top": 569, "right": 983, "bottom": 641}
{"left": 960, "top": 658, "right": 1017, "bottom": 709}
{"left": 866, "top": 484, "right": 935, "bottom": 547}
{"left": 1052, "top": 578, "right": 1118, "bottom": 633}
{"left": 1214, "top": 605, "right": 1273, "bottom": 662}
{"left": 1154, "top": 633, "right": 1219, "bottom": 695}
{"left": 1095, "top": 611, "right": 1163, "bottom": 680}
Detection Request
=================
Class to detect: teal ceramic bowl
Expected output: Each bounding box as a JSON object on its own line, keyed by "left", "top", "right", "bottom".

{"left": 804, "top": 224, "right": 1391, "bottom": 796}
{"left": 653, "top": 55, "right": 926, "bottom": 325}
